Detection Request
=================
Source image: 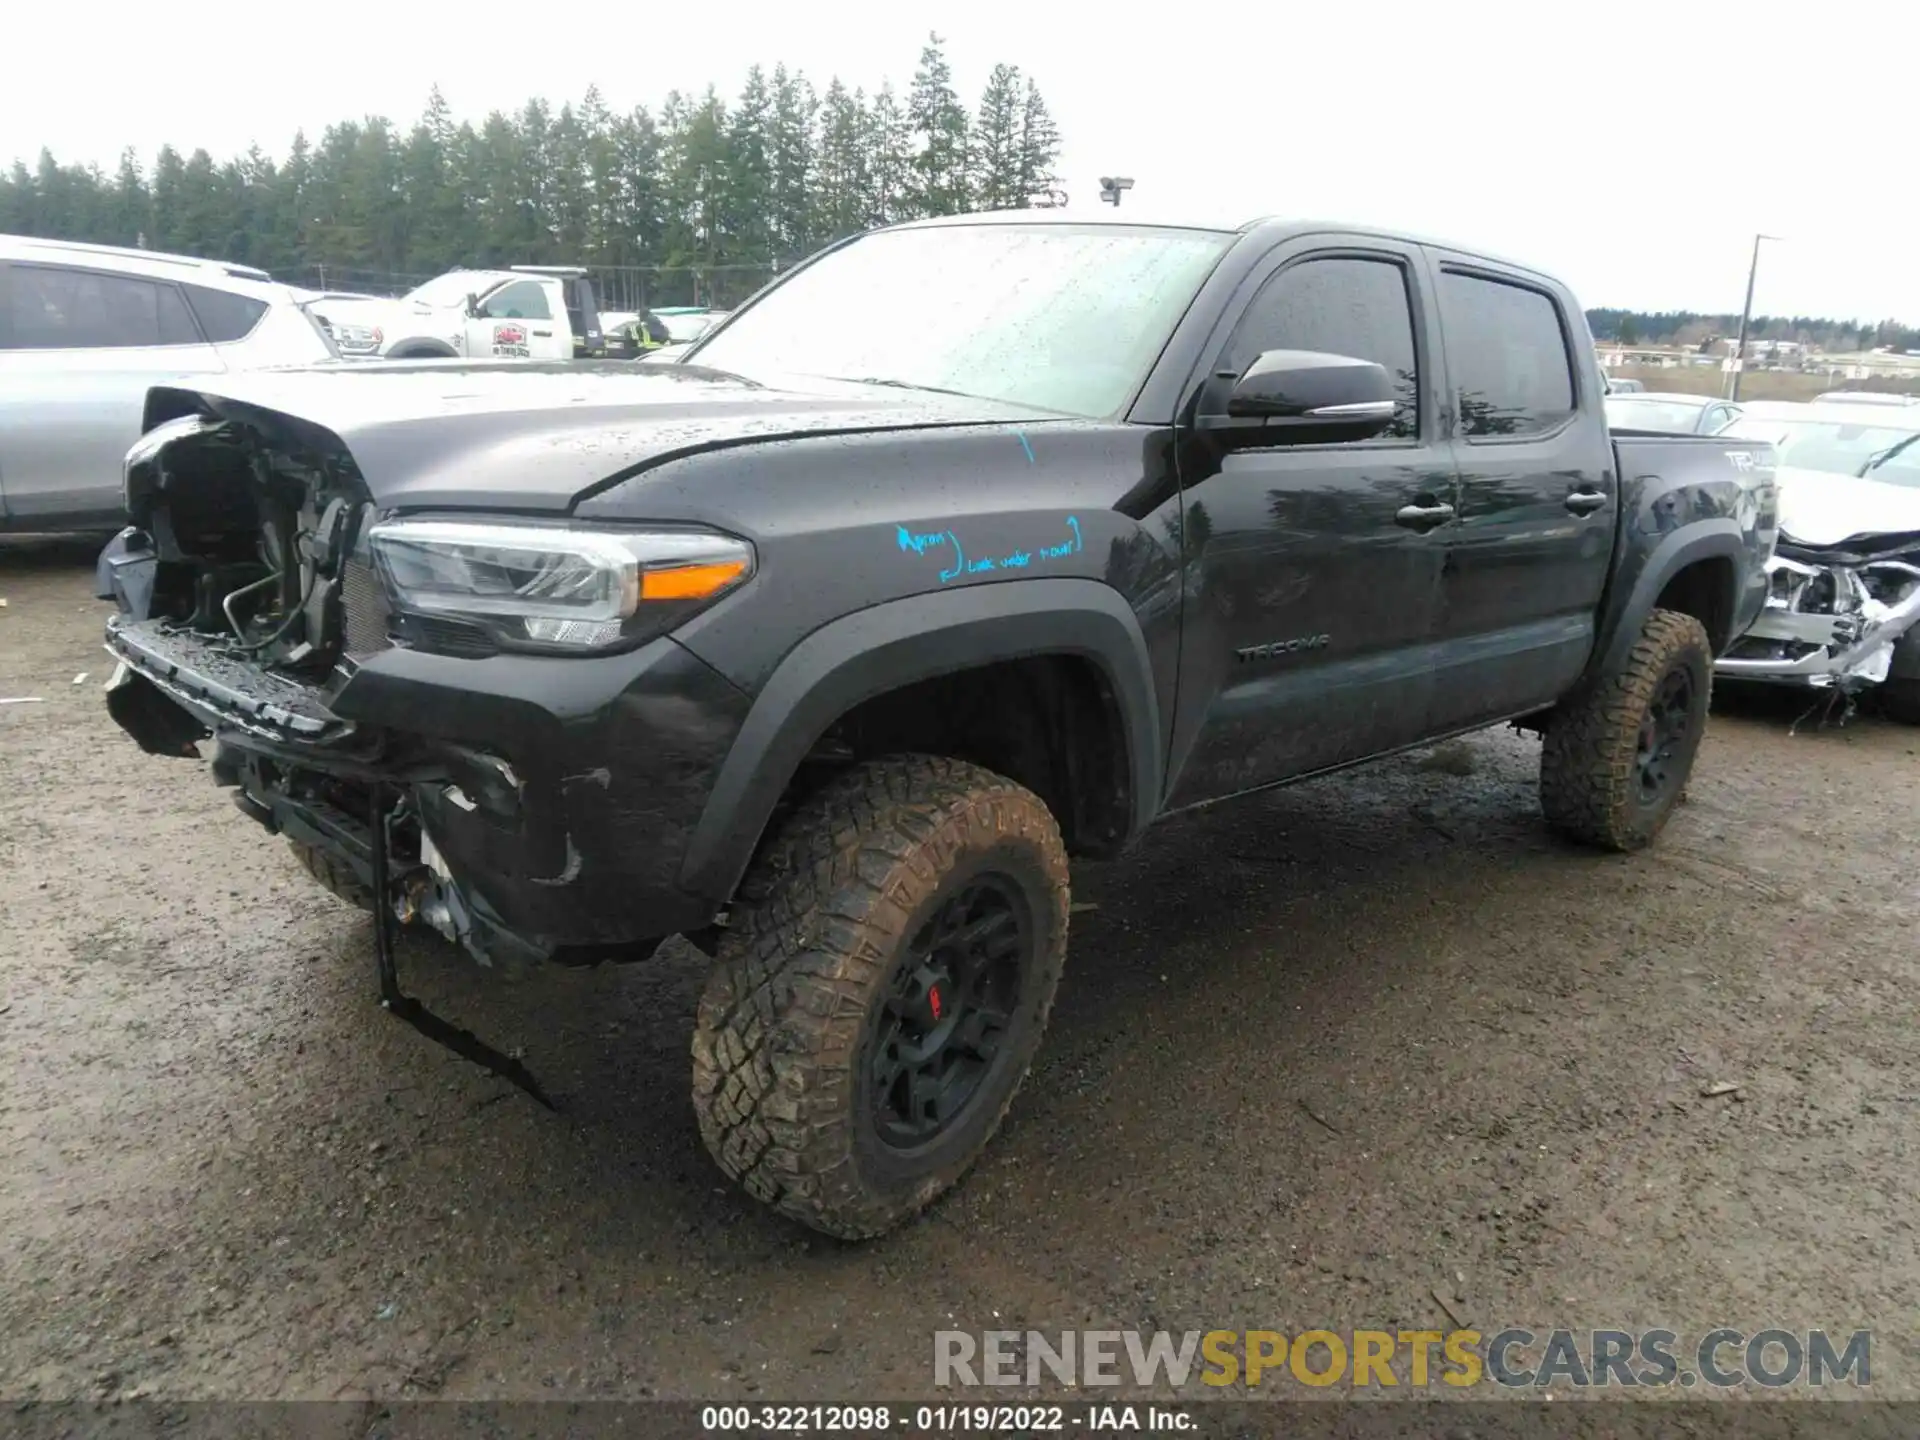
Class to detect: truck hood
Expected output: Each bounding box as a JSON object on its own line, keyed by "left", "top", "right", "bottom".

{"left": 150, "top": 362, "right": 1058, "bottom": 511}
{"left": 1776, "top": 464, "right": 1920, "bottom": 548}
{"left": 306, "top": 295, "right": 420, "bottom": 324}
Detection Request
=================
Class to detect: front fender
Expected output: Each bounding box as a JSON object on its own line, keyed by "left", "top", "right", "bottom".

{"left": 678, "top": 578, "right": 1164, "bottom": 903}
{"left": 1590, "top": 519, "right": 1749, "bottom": 681}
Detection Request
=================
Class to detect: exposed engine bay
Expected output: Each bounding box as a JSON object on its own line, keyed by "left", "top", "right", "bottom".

{"left": 1717, "top": 529, "right": 1920, "bottom": 698}
{"left": 101, "top": 407, "right": 577, "bottom": 1103}
{"left": 118, "top": 411, "right": 379, "bottom": 672}
{"left": 102, "top": 410, "right": 518, "bottom": 970}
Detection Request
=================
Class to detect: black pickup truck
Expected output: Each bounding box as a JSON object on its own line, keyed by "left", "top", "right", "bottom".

{"left": 98, "top": 211, "right": 1778, "bottom": 1237}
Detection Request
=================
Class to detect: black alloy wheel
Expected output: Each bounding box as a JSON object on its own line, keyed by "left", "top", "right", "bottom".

{"left": 1635, "top": 666, "right": 1695, "bottom": 806}
{"left": 868, "top": 875, "right": 1030, "bottom": 1151}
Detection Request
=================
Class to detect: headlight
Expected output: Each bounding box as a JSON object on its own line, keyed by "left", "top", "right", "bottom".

{"left": 368, "top": 519, "right": 753, "bottom": 655}
{"left": 331, "top": 322, "right": 383, "bottom": 352}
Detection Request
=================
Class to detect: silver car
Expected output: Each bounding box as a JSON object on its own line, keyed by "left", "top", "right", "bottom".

{"left": 1603, "top": 392, "right": 1743, "bottom": 435}
{"left": 1, "top": 235, "right": 338, "bottom": 532}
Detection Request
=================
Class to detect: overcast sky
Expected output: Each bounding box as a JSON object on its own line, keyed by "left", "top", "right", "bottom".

{"left": 8, "top": 0, "right": 1914, "bottom": 322}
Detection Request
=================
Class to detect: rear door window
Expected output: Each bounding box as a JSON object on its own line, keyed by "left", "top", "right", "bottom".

{"left": 3, "top": 264, "right": 202, "bottom": 349}
{"left": 1439, "top": 271, "right": 1577, "bottom": 439}
{"left": 182, "top": 283, "right": 269, "bottom": 342}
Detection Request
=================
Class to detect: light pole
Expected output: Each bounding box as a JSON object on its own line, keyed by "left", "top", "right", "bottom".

{"left": 1098, "top": 176, "right": 1134, "bottom": 206}
{"left": 1727, "top": 233, "right": 1781, "bottom": 401}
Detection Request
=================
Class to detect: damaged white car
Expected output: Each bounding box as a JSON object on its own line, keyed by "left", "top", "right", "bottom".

{"left": 1716, "top": 401, "right": 1920, "bottom": 721}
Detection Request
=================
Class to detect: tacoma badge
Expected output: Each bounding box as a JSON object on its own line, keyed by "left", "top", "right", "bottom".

{"left": 1236, "top": 634, "right": 1332, "bottom": 662}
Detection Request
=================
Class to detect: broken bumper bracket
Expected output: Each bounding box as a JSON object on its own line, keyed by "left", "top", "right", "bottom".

{"left": 368, "top": 786, "right": 555, "bottom": 1111}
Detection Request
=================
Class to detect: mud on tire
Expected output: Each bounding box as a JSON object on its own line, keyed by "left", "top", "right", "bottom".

{"left": 1540, "top": 608, "right": 1713, "bottom": 852}
{"left": 690, "top": 754, "right": 1071, "bottom": 1239}
{"left": 288, "top": 838, "right": 375, "bottom": 912}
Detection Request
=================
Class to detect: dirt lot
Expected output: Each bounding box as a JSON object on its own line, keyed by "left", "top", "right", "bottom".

{"left": 4, "top": 533, "right": 1918, "bottom": 1406}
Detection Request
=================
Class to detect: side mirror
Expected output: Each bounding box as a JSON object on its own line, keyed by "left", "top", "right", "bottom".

{"left": 1201, "top": 350, "right": 1398, "bottom": 444}
{"left": 464, "top": 292, "right": 481, "bottom": 318}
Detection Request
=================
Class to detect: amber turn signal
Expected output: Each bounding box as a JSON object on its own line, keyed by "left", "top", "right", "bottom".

{"left": 641, "top": 559, "right": 751, "bottom": 601}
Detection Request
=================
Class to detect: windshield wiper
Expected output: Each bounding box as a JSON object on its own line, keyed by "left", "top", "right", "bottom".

{"left": 1859, "top": 431, "right": 1920, "bottom": 477}
{"left": 830, "top": 375, "right": 981, "bottom": 400}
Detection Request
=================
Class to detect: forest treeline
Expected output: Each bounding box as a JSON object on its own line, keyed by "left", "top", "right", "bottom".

{"left": 0, "top": 34, "right": 1061, "bottom": 300}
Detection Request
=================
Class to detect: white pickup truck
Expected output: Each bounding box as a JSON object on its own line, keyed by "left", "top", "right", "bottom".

{"left": 311, "top": 266, "right": 605, "bottom": 362}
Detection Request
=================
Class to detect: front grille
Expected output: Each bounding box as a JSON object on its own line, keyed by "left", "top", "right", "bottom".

{"left": 341, "top": 556, "right": 393, "bottom": 660}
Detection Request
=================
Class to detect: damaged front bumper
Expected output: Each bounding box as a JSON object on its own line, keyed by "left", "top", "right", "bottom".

{"left": 1716, "top": 552, "right": 1920, "bottom": 689}
{"left": 103, "top": 603, "right": 753, "bottom": 969}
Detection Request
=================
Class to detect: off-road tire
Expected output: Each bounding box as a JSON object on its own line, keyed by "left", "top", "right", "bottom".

{"left": 691, "top": 754, "right": 1071, "bottom": 1239}
{"left": 1540, "top": 608, "right": 1712, "bottom": 852}
{"left": 1880, "top": 678, "right": 1920, "bottom": 725}
{"left": 288, "top": 838, "right": 375, "bottom": 912}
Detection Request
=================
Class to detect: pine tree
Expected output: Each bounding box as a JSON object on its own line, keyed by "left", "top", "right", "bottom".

{"left": 813, "top": 79, "right": 871, "bottom": 243}
{"left": 547, "top": 102, "right": 592, "bottom": 258}
{"left": 768, "top": 65, "right": 817, "bottom": 261}
{"left": 1015, "top": 78, "right": 1062, "bottom": 205}
{"left": 149, "top": 145, "right": 186, "bottom": 252}
{"left": 866, "top": 83, "right": 915, "bottom": 226}
{"left": 275, "top": 131, "right": 311, "bottom": 274}
{"left": 972, "top": 64, "right": 1024, "bottom": 211}
{"left": 0, "top": 161, "right": 32, "bottom": 234}
{"left": 906, "top": 33, "right": 970, "bottom": 216}
{"left": 108, "top": 149, "right": 147, "bottom": 247}
{"left": 725, "top": 67, "right": 774, "bottom": 266}
{"left": 608, "top": 105, "right": 664, "bottom": 284}
{"left": 402, "top": 88, "right": 466, "bottom": 275}
{"left": 576, "top": 87, "right": 626, "bottom": 269}
{"left": 34, "top": 150, "right": 76, "bottom": 240}
{"left": 661, "top": 88, "right": 730, "bottom": 302}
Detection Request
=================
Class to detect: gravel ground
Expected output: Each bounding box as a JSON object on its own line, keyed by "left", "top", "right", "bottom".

{"left": 4, "top": 532, "right": 1918, "bottom": 1405}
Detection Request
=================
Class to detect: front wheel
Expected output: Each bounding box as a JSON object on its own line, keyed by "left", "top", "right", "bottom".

{"left": 1540, "top": 608, "right": 1713, "bottom": 852}
{"left": 690, "top": 755, "right": 1070, "bottom": 1238}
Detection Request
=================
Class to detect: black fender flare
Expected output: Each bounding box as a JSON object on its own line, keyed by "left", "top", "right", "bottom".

{"left": 1590, "top": 519, "right": 1747, "bottom": 682}
{"left": 678, "top": 578, "right": 1164, "bottom": 903}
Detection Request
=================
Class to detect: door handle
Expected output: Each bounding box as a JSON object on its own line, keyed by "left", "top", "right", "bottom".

{"left": 1564, "top": 489, "right": 1608, "bottom": 515}
{"left": 532, "top": 328, "right": 554, "bottom": 337}
{"left": 1395, "top": 501, "right": 1456, "bottom": 531}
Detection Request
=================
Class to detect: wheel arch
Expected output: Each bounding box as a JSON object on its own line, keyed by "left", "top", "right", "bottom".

{"left": 1591, "top": 520, "right": 1747, "bottom": 682}
{"left": 383, "top": 338, "right": 459, "bottom": 359}
{"left": 678, "top": 579, "right": 1164, "bottom": 904}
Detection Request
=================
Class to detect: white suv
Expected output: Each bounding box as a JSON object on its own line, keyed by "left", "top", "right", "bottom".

{"left": 0, "top": 235, "right": 338, "bottom": 532}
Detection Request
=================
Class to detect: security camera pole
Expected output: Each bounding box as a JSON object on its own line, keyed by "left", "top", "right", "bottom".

{"left": 1099, "top": 176, "right": 1135, "bottom": 207}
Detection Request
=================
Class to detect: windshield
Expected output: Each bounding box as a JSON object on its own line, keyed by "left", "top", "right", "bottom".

{"left": 1722, "top": 415, "right": 1920, "bottom": 487}
{"left": 404, "top": 272, "right": 494, "bottom": 308}
{"left": 1605, "top": 397, "right": 1710, "bottom": 433}
{"left": 690, "top": 223, "right": 1235, "bottom": 418}
{"left": 660, "top": 312, "right": 716, "bottom": 343}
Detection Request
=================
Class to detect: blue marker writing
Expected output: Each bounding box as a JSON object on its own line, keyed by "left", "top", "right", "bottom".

{"left": 897, "top": 525, "right": 949, "bottom": 556}
{"left": 938, "top": 532, "right": 965, "bottom": 583}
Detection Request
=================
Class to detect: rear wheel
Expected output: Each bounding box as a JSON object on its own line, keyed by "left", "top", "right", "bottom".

{"left": 1540, "top": 608, "right": 1713, "bottom": 852}
{"left": 690, "top": 754, "right": 1070, "bottom": 1238}
{"left": 288, "top": 838, "right": 375, "bottom": 912}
